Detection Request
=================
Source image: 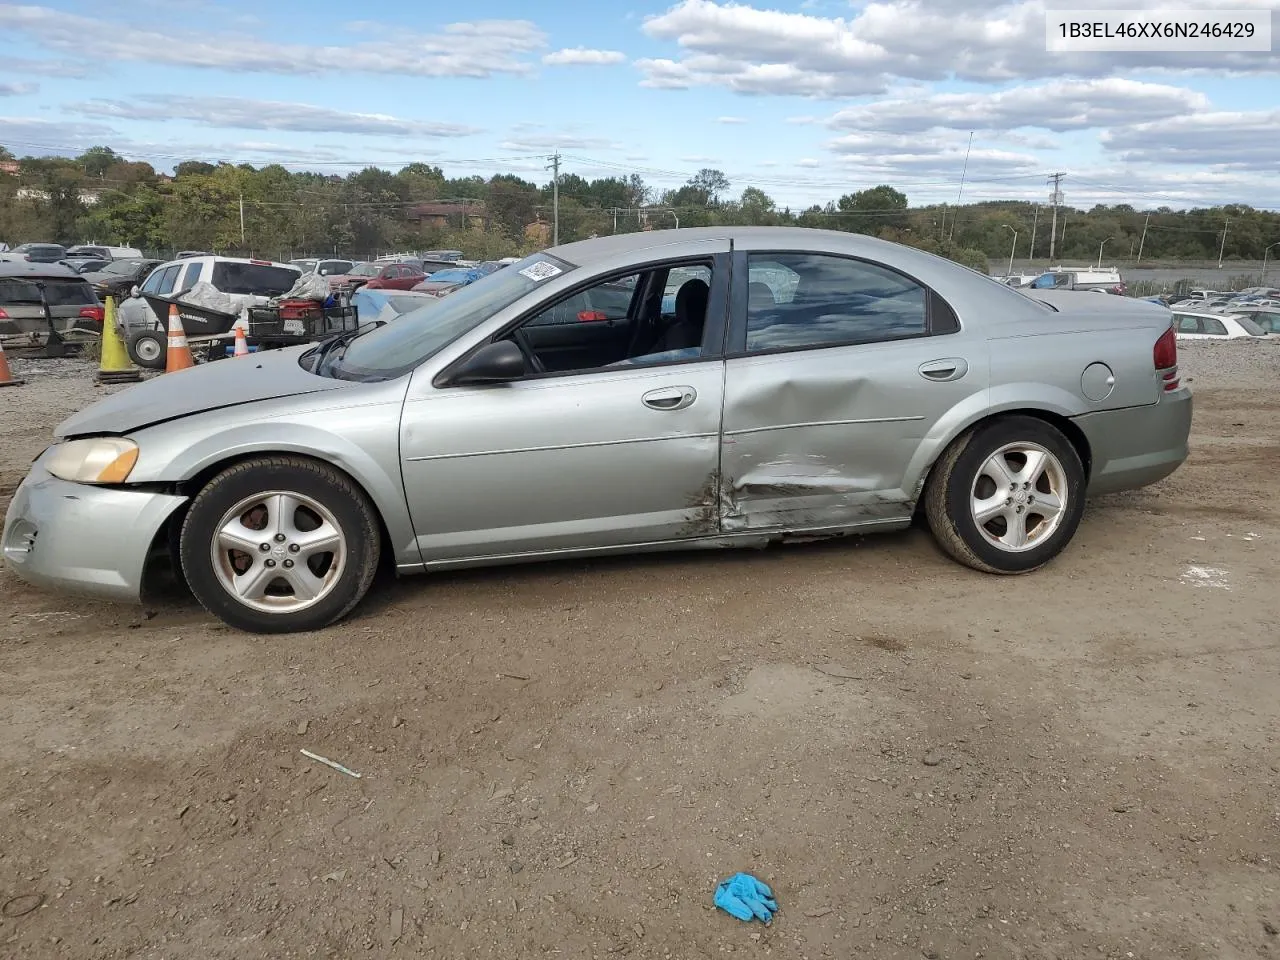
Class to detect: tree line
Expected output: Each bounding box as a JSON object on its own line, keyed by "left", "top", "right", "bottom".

{"left": 2, "top": 145, "right": 1276, "bottom": 272}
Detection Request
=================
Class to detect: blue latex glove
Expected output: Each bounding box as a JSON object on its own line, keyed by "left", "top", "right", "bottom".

{"left": 715, "top": 872, "right": 778, "bottom": 924}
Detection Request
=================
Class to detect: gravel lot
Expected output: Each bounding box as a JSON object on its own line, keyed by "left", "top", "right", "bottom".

{"left": 1, "top": 341, "right": 1278, "bottom": 959}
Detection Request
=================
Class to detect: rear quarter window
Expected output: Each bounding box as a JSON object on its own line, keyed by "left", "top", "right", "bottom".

{"left": 211, "top": 262, "right": 300, "bottom": 296}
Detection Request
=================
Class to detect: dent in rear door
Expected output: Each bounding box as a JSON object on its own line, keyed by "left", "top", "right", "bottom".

{"left": 719, "top": 251, "right": 989, "bottom": 532}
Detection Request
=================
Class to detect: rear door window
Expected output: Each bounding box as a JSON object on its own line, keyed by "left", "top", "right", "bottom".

{"left": 155, "top": 265, "right": 181, "bottom": 295}
{"left": 1201, "top": 317, "right": 1228, "bottom": 336}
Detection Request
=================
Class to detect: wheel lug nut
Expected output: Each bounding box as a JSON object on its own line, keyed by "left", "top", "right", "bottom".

{"left": 1015, "top": 506, "right": 1024, "bottom": 513}
{"left": 265, "top": 559, "right": 277, "bottom": 568}
{"left": 259, "top": 543, "right": 271, "bottom": 552}
{"left": 274, "top": 533, "right": 286, "bottom": 543}
{"left": 283, "top": 559, "right": 294, "bottom": 569}
{"left": 288, "top": 543, "right": 300, "bottom": 553}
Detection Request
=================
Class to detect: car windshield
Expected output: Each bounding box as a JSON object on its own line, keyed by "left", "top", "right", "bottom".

{"left": 101, "top": 260, "right": 143, "bottom": 275}
{"left": 1235, "top": 316, "right": 1266, "bottom": 336}
{"left": 318, "top": 260, "right": 352, "bottom": 275}
{"left": 329, "top": 253, "right": 575, "bottom": 381}
{"left": 349, "top": 263, "right": 381, "bottom": 277}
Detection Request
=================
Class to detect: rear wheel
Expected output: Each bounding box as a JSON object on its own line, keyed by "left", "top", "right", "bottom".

{"left": 179, "top": 457, "right": 380, "bottom": 633}
{"left": 924, "top": 416, "right": 1086, "bottom": 574}
{"left": 127, "top": 329, "right": 166, "bottom": 369}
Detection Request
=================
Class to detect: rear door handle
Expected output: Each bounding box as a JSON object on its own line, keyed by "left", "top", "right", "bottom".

{"left": 642, "top": 386, "right": 697, "bottom": 411}
{"left": 918, "top": 358, "right": 968, "bottom": 382}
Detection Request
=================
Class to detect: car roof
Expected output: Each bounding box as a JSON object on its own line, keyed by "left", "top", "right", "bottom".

{"left": 156, "top": 255, "right": 299, "bottom": 270}
{"left": 0, "top": 260, "right": 82, "bottom": 279}
{"left": 547, "top": 226, "right": 966, "bottom": 268}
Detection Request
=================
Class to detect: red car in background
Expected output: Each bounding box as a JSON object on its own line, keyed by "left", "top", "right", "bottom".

{"left": 354, "top": 262, "right": 426, "bottom": 291}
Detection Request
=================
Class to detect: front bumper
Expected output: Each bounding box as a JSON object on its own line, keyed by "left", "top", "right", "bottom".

{"left": 2, "top": 458, "right": 188, "bottom": 603}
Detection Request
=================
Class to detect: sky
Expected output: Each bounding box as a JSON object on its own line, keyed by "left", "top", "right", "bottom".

{"left": 0, "top": 0, "right": 1277, "bottom": 211}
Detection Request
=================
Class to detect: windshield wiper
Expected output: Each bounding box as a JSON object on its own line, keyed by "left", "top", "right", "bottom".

{"left": 308, "top": 321, "right": 384, "bottom": 376}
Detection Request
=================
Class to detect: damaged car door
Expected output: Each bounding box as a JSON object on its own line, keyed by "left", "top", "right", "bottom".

{"left": 398, "top": 251, "right": 732, "bottom": 563}
{"left": 719, "top": 250, "right": 988, "bottom": 534}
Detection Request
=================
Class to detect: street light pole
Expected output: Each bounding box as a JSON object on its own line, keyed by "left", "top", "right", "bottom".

{"left": 1001, "top": 224, "right": 1017, "bottom": 276}
{"left": 1263, "top": 242, "right": 1280, "bottom": 281}
{"left": 1218, "top": 218, "right": 1230, "bottom": 269}
{"left": 1097, "top": 236, "right": 1113, "bottom": 269}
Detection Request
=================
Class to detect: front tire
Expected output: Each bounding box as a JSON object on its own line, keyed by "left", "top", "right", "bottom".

{"left": 127, "top": 329, "right": 166, "bottom": 369}
{"left": 179, "top": 457, "right": 381, "bottom": 633}
{"left": 924, "top": 416, "right": 1086, "bottom": 574}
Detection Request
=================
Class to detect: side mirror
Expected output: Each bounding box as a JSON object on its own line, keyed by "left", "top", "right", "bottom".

{"left": 130, "top": 285, "right": 141, "bottom": 298}
{"left": 448, "top": 340, "right": 526, "bottom": 385}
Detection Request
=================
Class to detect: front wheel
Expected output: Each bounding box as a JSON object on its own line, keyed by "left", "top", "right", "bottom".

{"left": 179, "top": 457, "right": 381, "bottom": 633}
{"left": 924, "top": 416, "right": 1086, "bottom": 574}
{"left": 127, "top": 328, "right": 166, "bottom": 369}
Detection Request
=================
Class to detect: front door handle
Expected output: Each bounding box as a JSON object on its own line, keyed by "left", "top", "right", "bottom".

{"left": 918, "top": 358, "right": 968, "bottom": 382}
{"left": 642, "top": 385, "right": 697, "bottom": 411}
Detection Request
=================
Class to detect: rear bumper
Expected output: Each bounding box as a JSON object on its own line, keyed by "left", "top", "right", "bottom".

{"left": 2, "top": 458, "right": 187, "bottom": 603}
{"left": 1075, "top": 386, "right": 1193, "bottom": 495}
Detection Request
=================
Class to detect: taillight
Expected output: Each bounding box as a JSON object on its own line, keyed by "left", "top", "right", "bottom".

{"left": 577, "top": 310, "right": 609, "bottom": 322}
{"left": 1153, "top": 326, "right": 1179, "bottom": 391}
{"left": 79, "top": 306, "right": 105, "bottom": 323}
{"left": 0, "top": 307, "right": 8, "bottom": 319}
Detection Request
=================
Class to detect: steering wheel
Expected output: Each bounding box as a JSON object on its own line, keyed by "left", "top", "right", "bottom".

{"left": 511, "top": 329, "right": 546, "bottom": 374}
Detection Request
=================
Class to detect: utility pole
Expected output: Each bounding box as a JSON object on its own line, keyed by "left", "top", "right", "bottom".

{"left": 1028, "top": 204, "right": 1039, "bottom": 262}
{"left": 546, "top": 152, "right": 561, "bottom": 246}
{"left": 1217, "top": 218, "right": 1230, "bottom": 269}
{"left": 948, "top": 132, "right": 974, "bottom": 244}
{"left": 1136, "top": 211, "right": 1151, "bottom": 264}
{"left": 239, "top": 192, "right": 246, "bottom": 246}
{"left": 1047, "top": 172, "right": 1064, "bottom": 260}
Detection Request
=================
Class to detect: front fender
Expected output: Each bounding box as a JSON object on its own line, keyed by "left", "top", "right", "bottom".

{"left": 129, "top": 404, "right": 422, "bottom": 568}
{"left": 901, "top": 383, "right": 1090, "bottom": 498}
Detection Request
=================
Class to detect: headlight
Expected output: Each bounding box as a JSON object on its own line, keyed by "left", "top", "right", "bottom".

{"left": 45, "top": 438, "right": 139, "bottom": 484}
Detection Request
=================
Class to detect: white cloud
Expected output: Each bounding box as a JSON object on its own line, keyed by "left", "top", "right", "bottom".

{"left": 543, "top": 47, "right": 626, "bottom": 65}
{"left": 826, "top": 130, "right": 1042, "bottom": 178}
{"left": 716, "top": 115, "right": 747, "bottom": 124}
{"left": 0, "top": 116, "right": 117, "bottom": 150}
{"left": 69, "top": 96, "right": 480, "bottom": 138}
{"left": 679, "top": 155, "right": 720, "bottom": 163}
{"left": 3, "top": 4, "right": 546, "bottom": 78}
{"left": 1102, "top": 109, "right": 1280, "bottom": 173}
{"left": 0, "top": 56, "right": 93, "bottom": 79}
{"left": 0, "top": 82, "right": 38, "bottom": 96}
{"left": 637, "top": 0, "right": 1279, "bottom": 96}
{"left": 796, "top": 158, "right": 820, "bottom": 167}
{"left": 499, "top": 133, "right": 621, "bottom": 150}
{"left": 826, "top": 79, "right": 1211, "bottom": 135}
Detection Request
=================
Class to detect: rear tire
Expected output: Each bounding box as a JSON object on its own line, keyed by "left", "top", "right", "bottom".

{"left": 179, "top": 457, "right": 381, "bottom": 633}
{"left": 924, "top": 416, "right": 1086, "bottom": 574}
{"left": 127, "top": 329, "right": 166, "bottom": 369}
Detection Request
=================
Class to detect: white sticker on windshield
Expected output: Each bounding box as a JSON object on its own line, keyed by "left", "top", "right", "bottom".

{"left": 518, "top": 261, "right": 562, "bottom": 283}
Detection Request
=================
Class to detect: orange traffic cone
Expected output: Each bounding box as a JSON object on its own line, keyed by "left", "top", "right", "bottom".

{"left": 233, "top": 318, "right": 249, "bottom": 357}
{"left": 165, "top": 304, "right": 194, "bottom": 372}
{"left": 0, "top": 338, "right": 24, "bottom": 388}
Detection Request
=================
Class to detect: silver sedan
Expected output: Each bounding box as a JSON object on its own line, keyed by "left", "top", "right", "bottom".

{"left": 3, "top": 228, "right": 1192, "bottom": 633}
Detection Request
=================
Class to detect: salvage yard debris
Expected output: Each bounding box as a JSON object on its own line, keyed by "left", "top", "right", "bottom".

{"left": 299, "top": 748, "right": 362, "bottom": 779}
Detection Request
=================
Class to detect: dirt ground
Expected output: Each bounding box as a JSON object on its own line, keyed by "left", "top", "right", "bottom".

{"left": 1, "top": 344, "right": 1278, "bottom": 960}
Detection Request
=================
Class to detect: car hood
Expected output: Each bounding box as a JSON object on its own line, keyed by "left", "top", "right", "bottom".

{"left": 55, "top": 345, "right": 354, "bottom": 438}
